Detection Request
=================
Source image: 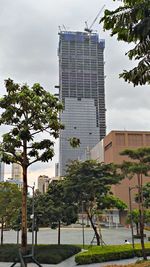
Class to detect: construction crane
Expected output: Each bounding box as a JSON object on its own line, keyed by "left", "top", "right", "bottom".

{"left": 84, "top": 5, "right": 105, "bottom": 33}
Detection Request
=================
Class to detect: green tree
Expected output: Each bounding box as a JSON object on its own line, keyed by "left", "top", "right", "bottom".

{"left": 127, "top": 209, "right": 140, "bottom": 235}
{"left": 139, "top": 182, "right": 150, "bottom": 208}
{"left": 120, "top": 148, "right": 150, "bottom": 259}
{"left": 127, "top": 209, "right": 150, "bottom": 235}
{"left": 10, "top": 209, "right": 22, "bottom": 245}
{"left": 0, "top": 182, "right": 21, "bottom": 245}
{"left": 46, "top": 181, "right": 78, "bottom": 245}
{"left": 27, "top": 190, "right": 52, "bottom": 228}
{"left": 27, "top": 191, "right": 53, "bottom": 245}
{"left": 63, "top": 160, "right": 125, "bottom": 245}
{"left": 100, "top": 0, "right": 150, "bottom": 86}
{"left": 26, "top": 184, "right": 78, "bottom": 245}
{"left": 0, "top": 79, "right": 64, "bottom": 254}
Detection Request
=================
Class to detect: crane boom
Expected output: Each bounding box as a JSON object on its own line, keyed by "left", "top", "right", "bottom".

{"left": 85, "top": 5, "right": 105, "bottom": 33}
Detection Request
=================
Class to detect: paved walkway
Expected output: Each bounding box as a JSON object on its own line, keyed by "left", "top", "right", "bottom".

{"left": 0, "top": 256, "right": 145, "bottom": 267}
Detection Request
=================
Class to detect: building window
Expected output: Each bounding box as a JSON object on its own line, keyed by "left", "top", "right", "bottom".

{"left": 104, "top": 142, "right": 112, "bottom": 151}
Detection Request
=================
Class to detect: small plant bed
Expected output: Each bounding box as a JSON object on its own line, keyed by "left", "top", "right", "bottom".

{"left": 75, "top": 243, "right": 150, "bottom": 265}
{"left": 0, "top": 244, "right": 81, "bottom": 264}
{"left": 104, "top": 260, "right": 150, "bottom": 267}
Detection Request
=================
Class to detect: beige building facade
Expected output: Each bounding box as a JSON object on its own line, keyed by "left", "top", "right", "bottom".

{"left": 103, "top": 130, "right": 150, "bottom": 208}
{"left": 37, "top": 175, "right": 61, "bottom": 194}
{"left": 88, "top": 130, "right": 150, "bottom": 225}
{"left": 37, "top": 175, "right": 50, "bottom": 194}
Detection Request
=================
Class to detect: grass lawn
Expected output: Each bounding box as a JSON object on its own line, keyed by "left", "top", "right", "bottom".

{"left": 0, "top": 244, "right": 81, "bottom": 264}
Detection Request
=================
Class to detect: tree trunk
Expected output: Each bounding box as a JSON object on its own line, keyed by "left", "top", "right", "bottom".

{"left": 21, "top": 165, "right": 28, "bottom": 256}
{"left": 139, "top": 209, "right": 146, "bottom": 259}
{"left": 136, "top": 223, "right": 139, "bottom": 235}
{"left": 1, "top": 218, "right": 4, "bottom": 245}
{"left": 58, "top": 220, "right": 61, "bottom": 245}
{"left": 87, "top": 211, "right": 100, "bottom": 245}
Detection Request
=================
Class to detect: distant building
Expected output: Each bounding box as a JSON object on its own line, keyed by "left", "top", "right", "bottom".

{"left": 37, "top": 175, "right": 50, "bottom": 194}
{"left": 11, "top": 149, "right": 22, "bottom": 181}
{"left": 55, "top": 163, "right": 59, "bottom": 177}
{"left": 12, "top": 162, "right": 22, "bottom": 181}
{"left": 104, "top": 130, "right": 150, "bottom": 209}
{"left": 0, "top": 160, "right": 4, "bottom": 182}
{"left": 90, "top": 139, "right": 104, "bottom": 162}
{"left": 88, "top": 130, "right": 150, "bottom": 225}
{"left": 58, "top": 30, "right": 106, "bottom": 176}
{"left": 80, "top": 139, "right": 104, "bottom": 162}
{"left": 37, "top": 175, "right": 61, "bottom": 194}
{"left": 6, "top": 178, "right": 22, "bottom": 188}
{"left": 88, "top": 130, "right": 150, "bottom": 207}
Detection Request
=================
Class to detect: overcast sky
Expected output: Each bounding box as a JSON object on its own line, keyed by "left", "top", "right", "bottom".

{"left": 0, "top": 0, "right": 149, "bottom": 185}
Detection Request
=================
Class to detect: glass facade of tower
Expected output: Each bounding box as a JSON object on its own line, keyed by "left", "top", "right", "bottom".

{"left": 58, "top": 31, "right": 106, "bottom": 176}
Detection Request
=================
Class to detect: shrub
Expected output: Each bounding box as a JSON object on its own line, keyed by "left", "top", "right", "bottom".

{"left": 0, "top": 244, "right": 81, "bottom": 264}
{"left": 75, "top": 244, "right": 150, "bottom": 265}
{"left": 133, "top": 234, "right": 146, "bottom": 239}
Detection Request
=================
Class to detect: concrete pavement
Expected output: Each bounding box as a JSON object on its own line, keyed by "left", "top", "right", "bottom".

{"left": 2, "top": 226, "right": 148, "bottom": 245}
{"left": 0, "top": 256, "right": 145, "bottom": 267}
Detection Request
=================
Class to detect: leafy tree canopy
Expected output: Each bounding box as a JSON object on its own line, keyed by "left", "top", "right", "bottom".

{"left": 100, "top": 0, "right": 150, "bottom": 86}
{"left": 63, "top": 160, "right": 125, "bottom": 245}
{"left": 64, "top": 160, "right": 123, "bottom": 203}
{"left": 120, "top": 147, "right": 150, "bottom": 259}
{"left": 127, "top": 209, "right": 150, "bottom": 225}
{"left": 0, "top": 79, "right": 64, "bottom": 167}
{"left": 0, "top": 78, "right": 64, "bottom": 252}
{"left": 120, "top": 148, "right": 150, "bottom": 177}
{"left": 46, "top": 181, "right": 78, "bottom": 226}
{"left": 0, "top": 182, "right": 21, "bottom": 226}
{"left": 135, "top": 182, "right": 150, "bottom": 208}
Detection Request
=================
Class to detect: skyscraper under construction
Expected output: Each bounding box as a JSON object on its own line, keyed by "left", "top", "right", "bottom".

{"left": 58, "top": 31, "right": 106, "bottom": 176}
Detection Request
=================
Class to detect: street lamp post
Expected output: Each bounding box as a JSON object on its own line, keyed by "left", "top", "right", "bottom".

{"left": 81, "top": 201, "right": 85, "bottom": 249}
{"left": 129, "top": 187, "right": 135, "bottom": 249}
{"left": 25, "top": 185, "right": 43, "bottom": 267}
{"left": 28, "top": 185, "right": 35, "bottom": 257}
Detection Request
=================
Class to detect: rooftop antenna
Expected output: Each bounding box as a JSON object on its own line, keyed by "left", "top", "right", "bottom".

{"left": 84, "top": 5, "right": 105, "bottom": 33}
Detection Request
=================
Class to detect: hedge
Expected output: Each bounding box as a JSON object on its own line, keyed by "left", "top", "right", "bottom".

{"left": 75, "top": 243, "right": 150, "bottom": 265}
{"left": 0, "top": 244, "right": 81, "bottom": 264}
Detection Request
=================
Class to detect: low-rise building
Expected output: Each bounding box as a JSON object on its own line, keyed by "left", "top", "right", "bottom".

{"left": 104, "top": 130, "right": 150, "bottom": 208}
{"left": 37, "top": 175, "right": 61, "bottom": 194}
{"left": 87, "top": 130, "right": 150, "bottom": 225}
{"left": 37, "top": 175, "right": 50, "bottom": 194}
